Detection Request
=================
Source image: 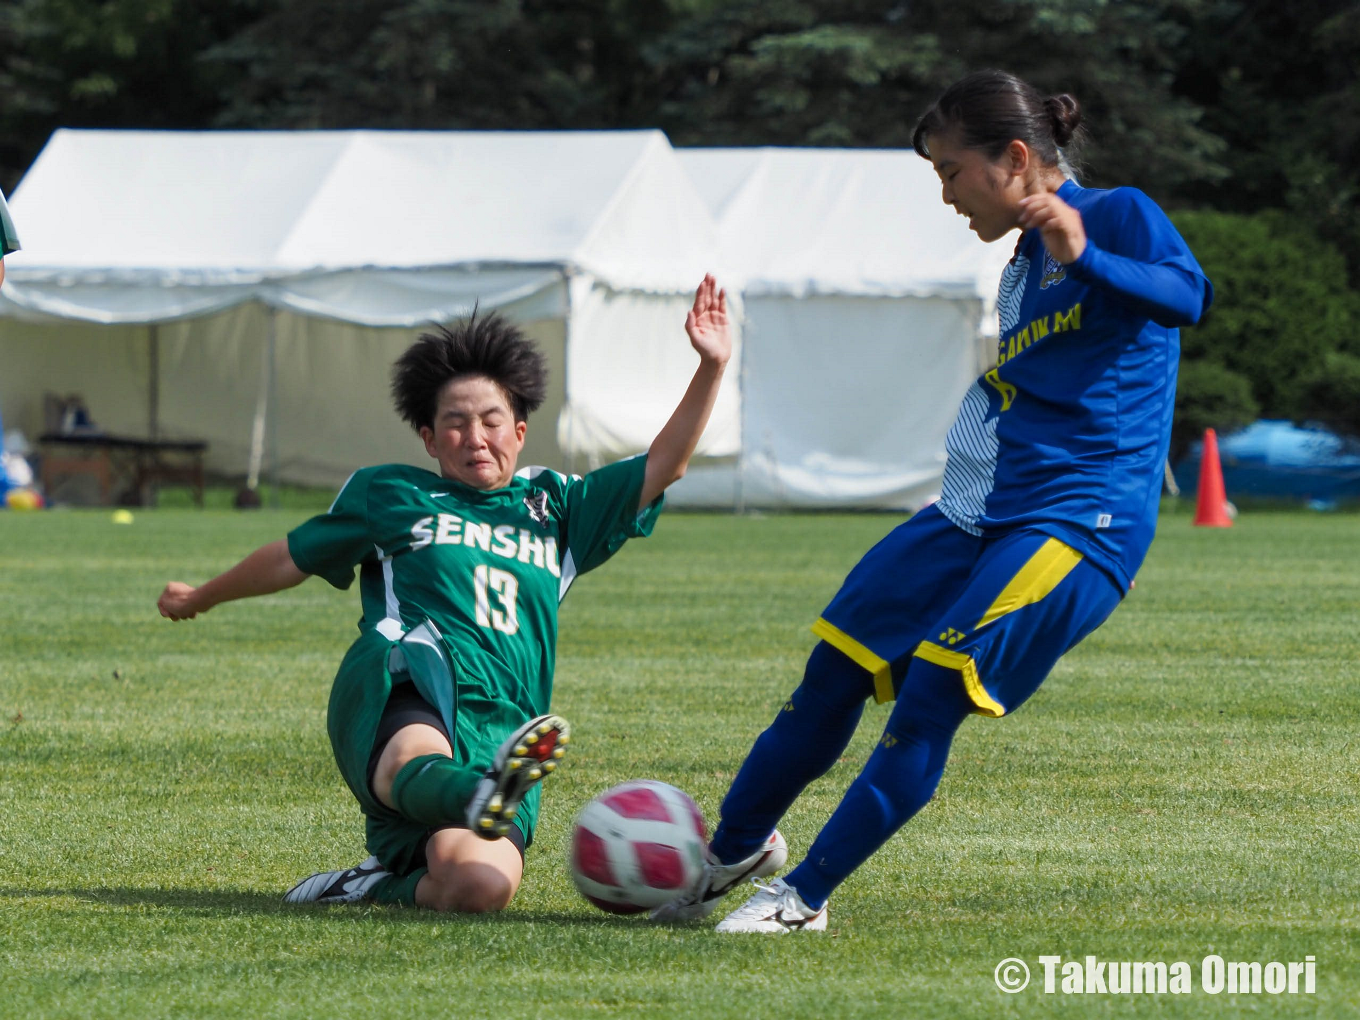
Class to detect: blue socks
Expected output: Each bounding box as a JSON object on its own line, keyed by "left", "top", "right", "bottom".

{"left": 784, "top": 657, "right": 972, "bottom": 908}
{"left": 708, "top": 643, "right": 872, "bottom": 865}
{"left": 710, "top": 644, "right": 974, "bottom": 911}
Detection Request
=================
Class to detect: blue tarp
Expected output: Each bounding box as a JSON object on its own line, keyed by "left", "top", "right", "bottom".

{"left": 1174, "top": 420, "right": 1360, "bottom": 502}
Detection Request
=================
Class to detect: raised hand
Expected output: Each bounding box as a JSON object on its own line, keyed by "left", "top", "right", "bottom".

{"left": 684, "top": 274, "right": 732, "bottom": 367}
{"left": 1017, "top": 191, "right": 1087, "bottom": 264}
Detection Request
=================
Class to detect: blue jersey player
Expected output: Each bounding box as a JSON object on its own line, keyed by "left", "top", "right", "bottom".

{"left": 654, "top": 70, "right": 1215, "bottom": 932}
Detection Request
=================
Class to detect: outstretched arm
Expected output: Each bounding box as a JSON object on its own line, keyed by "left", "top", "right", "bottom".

{"left": 157, "top": 539, "right": 308, "bottom": 621}
{"left": 638, "top": 274, "right": 733, "bottom": 511}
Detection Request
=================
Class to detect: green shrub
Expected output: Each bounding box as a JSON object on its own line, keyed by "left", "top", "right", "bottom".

{"left": 1170, "top": 209, "right": 1357, "bottom": 418}
{"left": 1294, "top": 352, "right": 1360, "bottom": 439}
{"left": 1173, "top": 359, "right": 1259, "bottom": 461}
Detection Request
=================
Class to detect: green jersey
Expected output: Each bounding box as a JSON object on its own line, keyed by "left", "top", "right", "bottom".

{"left": 290, "top": 454, "right": 661, "bottom": 719}
{"left": 286, "top": 454, "right": 662, "bottom": 865}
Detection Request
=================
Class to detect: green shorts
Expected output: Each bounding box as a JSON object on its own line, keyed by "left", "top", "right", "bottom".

{"left": 325, "top": 627, "right": 541, "bottom": 875}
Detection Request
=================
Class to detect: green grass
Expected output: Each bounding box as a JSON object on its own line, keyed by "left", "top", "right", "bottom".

{"left": 1, "top": 509, "right": 1356, "bottom": 1018}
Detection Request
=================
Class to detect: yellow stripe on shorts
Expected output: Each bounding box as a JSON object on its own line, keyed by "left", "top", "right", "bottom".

{"left": 913, "top": 641, "right": 1005, "bottom": 718}
{"left": 811, "top": 618, "right": 895, "bottom": 704}
{"left": 974, "top": 537, "right": 1083, "bottom": 630}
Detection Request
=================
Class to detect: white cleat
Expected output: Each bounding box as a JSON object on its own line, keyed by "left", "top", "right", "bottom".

{"left": 649, "top": 829, "right": 788, "bottom": 922}
{"left": 714, "top": 877, "right": 828, "bottom": 934}
{"left": 283, "top": 855, "right": 389, "bottom": 904}
{"left": 465, "top": 714, "right": 570, "bottom": 840}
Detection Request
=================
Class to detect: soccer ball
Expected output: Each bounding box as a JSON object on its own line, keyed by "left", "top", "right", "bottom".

{"left": 569, "top": 779, "right": 708, "bottom": 914}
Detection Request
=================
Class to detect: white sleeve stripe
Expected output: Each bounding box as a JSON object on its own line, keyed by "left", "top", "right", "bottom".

{"left": 558, "top": 548, "right": 578, "bottom": 603}
{"left": 328, "top": 470, "right": 360, "bottom": 514}
{"left": 377, "top": 543, "right": 402, "bottom": 623}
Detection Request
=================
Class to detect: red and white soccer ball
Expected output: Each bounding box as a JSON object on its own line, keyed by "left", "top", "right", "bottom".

{"left": 569, "top": 779, "right": 708, "bottom": 914}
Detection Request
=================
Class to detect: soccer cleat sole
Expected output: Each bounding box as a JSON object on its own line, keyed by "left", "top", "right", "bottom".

{"left": 467, "top": 715, "right": 571, "bottom": 840}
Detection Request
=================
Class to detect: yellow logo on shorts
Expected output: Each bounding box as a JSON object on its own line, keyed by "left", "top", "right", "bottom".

{"left": 880, "top": 733, "right": 899, "bottom": 749}
{"left": 939, "top": 627, "right": 964, "bottom": 646}
{"left": 781, "top": 700, "right": 795, "bottom": 713}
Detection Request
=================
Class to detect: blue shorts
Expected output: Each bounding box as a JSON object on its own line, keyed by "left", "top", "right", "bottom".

{"left": 813, "top": 504, "right": 1122, "bottom": 716}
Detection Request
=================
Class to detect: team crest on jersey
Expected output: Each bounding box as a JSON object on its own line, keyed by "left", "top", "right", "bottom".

{"left": 1040, "top": 250, "right": 1067, "bottom": 290}
{"left": 523, "top": 490, "right": 552, "bottom": 529}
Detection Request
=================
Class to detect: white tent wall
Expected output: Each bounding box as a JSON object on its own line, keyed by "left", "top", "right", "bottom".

{"left": 742, "top": 293, "right": 978, "bottom": 508}
{"left": 264, "top": 309, "right": 569, "bottom": 487}
{"left": 0, "top": 129, "right": 733, "bottom": 495}
{"left": 1, "top": 295, "right": 570, "bottom": 493}
{"left": 556, "top": 274, "right": 740, "bottom": 473}
{"left": 669, "top": 293, "right": 981, "bottom": 509}
{"left": 668, "top": 146, "right": 1011, "bottom": 510}
{"left": 1, "top": 319, "right": 157, "bottom": 439}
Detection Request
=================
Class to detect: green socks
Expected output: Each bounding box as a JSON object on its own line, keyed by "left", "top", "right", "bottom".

{"left": 374, "top": 752, "right": 484, "bottom": 907}
{"left": 369, "top": 868, "right": 425, "bottom": 906}
{"left": 388, "top": 753, "right": 479, "bottom": 826}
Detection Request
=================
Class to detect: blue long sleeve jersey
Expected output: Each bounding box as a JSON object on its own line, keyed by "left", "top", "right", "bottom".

{"left": 936, "top": 180, "right": 1213, "bottom": 590}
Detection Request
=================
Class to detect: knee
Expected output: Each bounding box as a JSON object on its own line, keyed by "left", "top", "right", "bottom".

{"left": 425, "top": 862, "right": 516, "bottom": 914}
{"left": 796, "top": 642, "right": 874, "bottom": 712}
{"left": 890, "top": 658, "right": 974, "bottom": 736}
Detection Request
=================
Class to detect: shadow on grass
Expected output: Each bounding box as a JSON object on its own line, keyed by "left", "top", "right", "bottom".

{"left": 1, "top": 886, "right": 659, "bottom": 928}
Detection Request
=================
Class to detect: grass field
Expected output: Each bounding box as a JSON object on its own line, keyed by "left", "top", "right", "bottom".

{"left": 1, "top": 507, "right": 1356, "bottom": 1018}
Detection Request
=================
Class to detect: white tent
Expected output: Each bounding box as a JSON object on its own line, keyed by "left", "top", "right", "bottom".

{"left": 670, "top": 147, "right": 1013, "bottom": 509}
{"left": 0, "top": 129, "right": 737, "bottom": 491}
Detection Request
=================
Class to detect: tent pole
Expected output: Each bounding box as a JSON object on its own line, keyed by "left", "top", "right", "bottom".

{"left": 145, "top": 323, "right": 160, "bottom": 507}
{"left": 563, "top": 270, "right": 575, "bottom": 478}
{"left": 266, "top": 308, "right": 280, "bottom": 509}
{"left": 735, "top": 306, "right": 746, "bottom": 515}
{"left": 245, "top": 308, "right": 269, "bottom": 494}
{"left": 148, "top": 324, "right": 160, "bottom": 442}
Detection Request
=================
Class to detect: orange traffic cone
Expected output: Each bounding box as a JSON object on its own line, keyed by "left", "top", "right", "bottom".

{"left": 1193, "top": 428, "right": 1233, "bottom": 527}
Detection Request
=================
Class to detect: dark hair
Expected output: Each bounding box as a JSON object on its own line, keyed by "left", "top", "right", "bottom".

{"left": 912, "top": 69, "right": 1083, "bottom": 168}
{"left": 391, "top": 308, "right": 547, "bottom": 431}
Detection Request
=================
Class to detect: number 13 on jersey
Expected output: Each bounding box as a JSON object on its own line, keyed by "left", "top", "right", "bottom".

{"left": 473, "top": 565, "right": 520, "bottom": 635}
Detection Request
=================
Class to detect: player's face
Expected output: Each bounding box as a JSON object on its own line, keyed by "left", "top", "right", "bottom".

{"left": 421, "top": 374, "right": 527, "bottom": 490}
{"left": 928, "top": 131, "right": 1025, "bottom": 243}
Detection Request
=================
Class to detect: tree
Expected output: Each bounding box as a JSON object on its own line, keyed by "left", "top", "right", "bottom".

{"left": 1172, "top": 359, "right": 1258, "bottom": 460}
{"left": 1173, "top": 0, "right": 1360, "bottom": 282}
{"left": 1171, "top": 209, "right": 1357, "bottom": 418}
{"left": 1296, "top": 353, "right": 1360, "bottom": 440}
{"left": 0, "top": 0, "right": 255, "bottom": 192}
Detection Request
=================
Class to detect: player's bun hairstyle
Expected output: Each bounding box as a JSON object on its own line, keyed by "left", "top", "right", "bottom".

{"left": 391, "top": 308, "right": 548, "bottom": 431}
{"left": 912, "top": 69, "right": 1084, "bottom": 168}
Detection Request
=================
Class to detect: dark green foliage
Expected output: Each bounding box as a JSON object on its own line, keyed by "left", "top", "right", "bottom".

{"left": 0, "top": 0, "right": 1353, "bottom": 241}
{"left": 1171, "top": 209, "right": 1358, "bottom": 420}
{"left": 1175, "top": 356, "right": 1256, "bottom": 459}
{"left": 1295, "top": 352, "right": 1360, "bottom": 439}
{"left": 0, "top": 0, "right": 257, "bottom": 193}
{"left": 1175, "top": 1, "right": 1360, "bottom": 284}
{"left": 1172, "top": 358, "right": 1259, "bottom": 460}
{"left": 201, "top": 0, "right": 670, "bottom": 132}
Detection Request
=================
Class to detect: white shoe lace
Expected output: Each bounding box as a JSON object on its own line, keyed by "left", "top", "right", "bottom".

{"left": 727, "top": 879, "right": 788, "bottom": 919}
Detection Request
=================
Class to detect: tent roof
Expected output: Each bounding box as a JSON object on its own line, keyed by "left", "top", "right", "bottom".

{"left": 678, "top": 147, "right": 1013, "bottom": 304}
{"left": 1, "top": 129, "right": 717, "bottom": 323}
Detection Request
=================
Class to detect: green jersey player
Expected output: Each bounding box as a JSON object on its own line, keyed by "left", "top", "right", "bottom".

{"left": 157, "top": 275, "right": 732, "bottom": 913}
